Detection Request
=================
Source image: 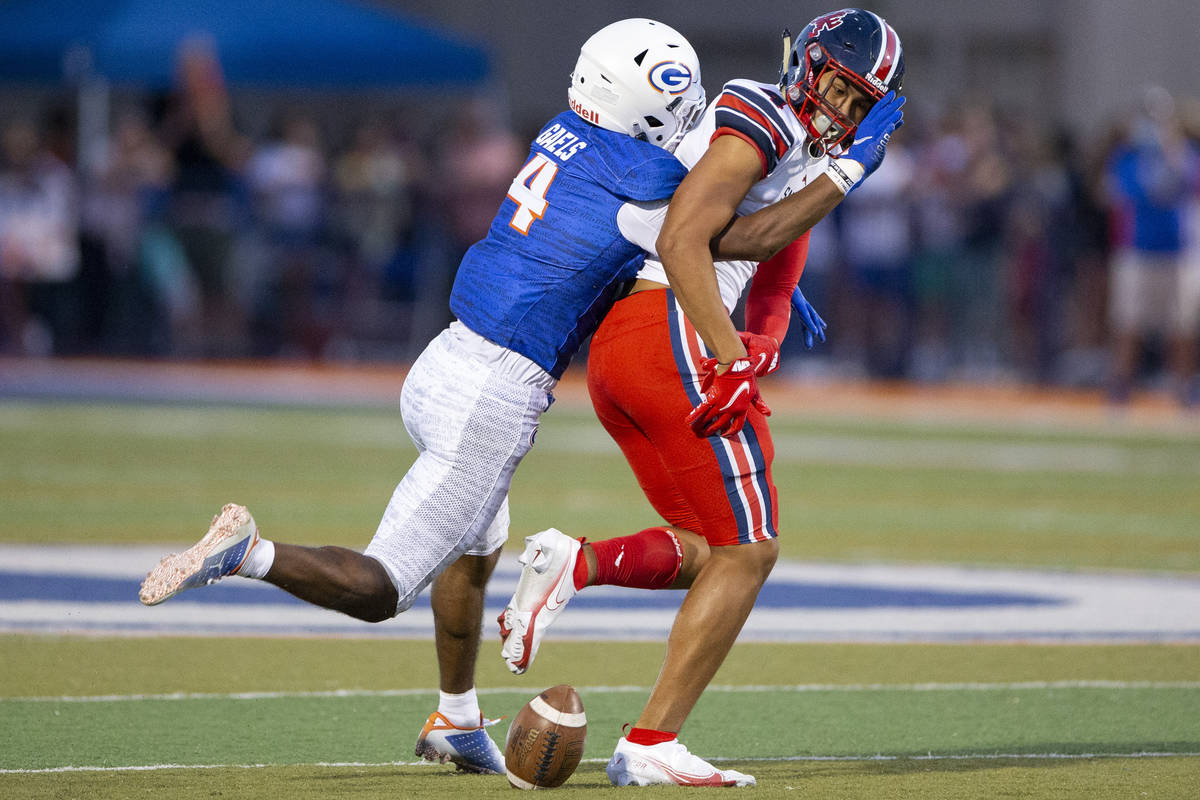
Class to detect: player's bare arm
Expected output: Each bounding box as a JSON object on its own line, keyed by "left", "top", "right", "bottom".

{"left": 709, "top": 174, "right": 842, "bottom": 262}
{"left": 712, "top": 85, "right": 906, "bottom": 263}
{"left": 656, "top": 134, "right": 762, "bottom": 365}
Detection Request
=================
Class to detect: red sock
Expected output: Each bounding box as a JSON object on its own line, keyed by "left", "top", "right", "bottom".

{"left": 627, "top": 727, "right": 677, "bottom": 746}
{"left": 578, "top": 527, "right": 683, "bottom": 590}
{"left": 571, "top": 540, "right": 590, "bottom": 590}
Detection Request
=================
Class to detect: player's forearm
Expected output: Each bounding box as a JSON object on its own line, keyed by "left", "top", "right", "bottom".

{"left": 710, "top": 176, "right": 843, "bottom": 262}
{"left": 658, "top": 237, "right": 746, "bottom": 364}
{"left": 656, "top": 135, "right": 762, "bottom": 365}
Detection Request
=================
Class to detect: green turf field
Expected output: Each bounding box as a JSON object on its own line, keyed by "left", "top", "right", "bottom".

{"left": 4, "top": 399, "right": 1198, "bottom": 570}
{"left": 2, "top": 397, "right": 1198, "bottom": 798}
{"left": 3, "top": 639, "right": 1198, "bottom": 798}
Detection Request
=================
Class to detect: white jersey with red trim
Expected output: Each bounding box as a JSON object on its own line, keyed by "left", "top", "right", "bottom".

{"left": 636, "top": 78, "right": 831, "bottom": 312}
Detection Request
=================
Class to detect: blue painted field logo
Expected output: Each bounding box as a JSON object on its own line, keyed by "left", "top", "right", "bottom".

{"left": 648, "top": 61, "right": 693, "bottom": 95}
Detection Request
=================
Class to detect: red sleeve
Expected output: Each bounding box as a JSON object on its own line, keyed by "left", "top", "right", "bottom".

{"left": 744, "top": 231, "right": 810, "bottom": 343}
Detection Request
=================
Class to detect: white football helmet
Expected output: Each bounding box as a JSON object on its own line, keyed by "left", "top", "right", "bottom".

{"left": 568, "top": 18, "right": 705, "bottom": 152}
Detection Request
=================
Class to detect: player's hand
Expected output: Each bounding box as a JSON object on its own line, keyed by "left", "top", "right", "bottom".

{"left": 843, "top": 91, "right": 905, "bottom": 180}
{"left": 791, "top": 286, "right": 827, "bottom": 349}
{"left": 686, "top": 357, "right": 771, "bottom": 439}
{"left": 738, "top": 332, "right": 780, "bottom": 377}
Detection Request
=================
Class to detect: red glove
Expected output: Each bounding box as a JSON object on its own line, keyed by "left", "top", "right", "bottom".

{"left": 686, "top": 357, "right": 772, "bottom": 439}
{"left": 739, "top": 332, "right": 780, "bottom": 377}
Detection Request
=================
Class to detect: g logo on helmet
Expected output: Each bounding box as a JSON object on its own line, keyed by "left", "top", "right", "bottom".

{"left": 647, "top": 61, "right": 693, "bottom": 95}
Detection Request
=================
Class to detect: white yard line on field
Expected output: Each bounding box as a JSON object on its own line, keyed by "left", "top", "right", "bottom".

{"left": 4, "top": 751, "right": 1199, "bottom": 774}
{"left": 8, "top": 680, "right": 1200, "bottom": 704}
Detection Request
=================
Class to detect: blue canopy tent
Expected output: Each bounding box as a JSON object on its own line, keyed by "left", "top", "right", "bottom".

{"left": 0, "top": 0, "right": 490, "bottom": 89}
{"left": 0, "top": 0, "right": 492, "bottom": 178}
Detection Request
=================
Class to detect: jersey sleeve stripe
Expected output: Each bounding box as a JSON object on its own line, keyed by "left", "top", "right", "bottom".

{"left": 717, "top": 96, "right": 786, "bottom": 156}
{"left": 709, "top": 126, "right": 768, "bottom": 178}
{"left": 723, "top": 85, "right": 795, "bottom": 148}
{"left": 712, "top": 107, "right": 775, "bottom": 172}
{"left": 714, "top": 97, "right": 787, "bottom": 171}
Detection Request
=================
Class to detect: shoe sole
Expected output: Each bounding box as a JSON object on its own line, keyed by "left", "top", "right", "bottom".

{"left": 414, "top": 739, "right": 499, "bottom": 774}
{"left": 501, "top": 533, "right": 578, "bottom": 674}
{"left": 497, "top": 538, "right": 541, "bottom": 644}
{"left": 138, "top": 504, "right": 257, "bottom": 606}
{"left": 610, "top": 765, "right": 745, "bottom": 787}
{"left": 608, "top": 752, "right": 753, "bottom": 787}
{"left": 613, "top": 773, "right": 740, "bottom": 787}
{"left": 497, "top": 609, "right": 512, "bottom": 641}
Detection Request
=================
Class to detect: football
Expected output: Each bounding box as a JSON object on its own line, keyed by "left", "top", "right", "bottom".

{"left": 504, "top": 684, "right": 587, "bottom": 789}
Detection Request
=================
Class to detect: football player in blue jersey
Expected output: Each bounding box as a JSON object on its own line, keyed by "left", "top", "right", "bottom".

{"left": 500, "top": 8, "right": 906, "bottom": 786}
{"left": 137, "top": 18, "right": 708, "bottom": 776}
{"left": 138, "top": 16, "right": 866, "bottom": 778}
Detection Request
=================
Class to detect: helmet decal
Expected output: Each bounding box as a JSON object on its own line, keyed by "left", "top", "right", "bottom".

{"left": 569, "top": 95, "right": 600, "bottom": 125}
{"left": 648, "top": 61, "right": 695, "bottom": 95}
{"left": 809, "top": 10, "right": 849, "bottom": 35}
{"left": 864, "top": 12, "right": 902, "bottom": 93}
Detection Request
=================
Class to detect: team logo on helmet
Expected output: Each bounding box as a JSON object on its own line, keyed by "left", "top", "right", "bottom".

{"left": 809, "top": 10, "right": 848, "bottom": 36}
{"left": 647, "top": 61, "right": 694, "bottom": 95}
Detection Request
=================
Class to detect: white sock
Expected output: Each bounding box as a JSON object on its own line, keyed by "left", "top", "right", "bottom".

{"left": 236, "top": 538, "right": 275, "bottom": 579}
{"left": 438, "top": 688, "right": 481, "bottom": 729}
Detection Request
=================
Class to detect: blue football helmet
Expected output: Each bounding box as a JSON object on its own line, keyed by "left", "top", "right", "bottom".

{"left": 780, "top": 8, "right": 905, "bottom": 155}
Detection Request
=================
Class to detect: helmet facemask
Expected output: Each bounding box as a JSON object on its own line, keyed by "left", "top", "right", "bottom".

{"left": 654, "top": 90, "right": 706, "bottom": 152}
{"left": 787, "top": 42, "right": 883, "bottom": 157}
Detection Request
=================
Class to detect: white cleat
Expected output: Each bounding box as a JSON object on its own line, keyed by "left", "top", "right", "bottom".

{"left": 138, "top": 504, "right": 260, "bottom": 605}
{"left": 414, "top": 711, "right": 506, "bottom": 774}
{"left": 498, "top": 528, "right": 581, "bottom": 675}
{"left": 606, "top": 737, "right": 756, "bottom": 787}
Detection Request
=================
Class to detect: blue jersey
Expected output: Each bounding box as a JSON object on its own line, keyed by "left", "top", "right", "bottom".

{"left": 450, "top": 111, "right": 687, "bottom": 378}
{"left": 1108, "top": 140, "right": 1198, "bottom": 253}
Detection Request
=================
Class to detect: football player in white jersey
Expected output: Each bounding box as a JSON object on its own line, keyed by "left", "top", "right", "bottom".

{"left": 499, "top": 8, "right": 906, "bottom": 787}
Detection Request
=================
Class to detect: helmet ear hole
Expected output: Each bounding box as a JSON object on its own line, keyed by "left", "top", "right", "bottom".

{"left": 644, "top": 115, "right": 664, "bottom": 128}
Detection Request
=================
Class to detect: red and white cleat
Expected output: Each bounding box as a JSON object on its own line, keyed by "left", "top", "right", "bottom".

{"left": 498, "top": 528, "right": 581, "bottom": 674}
{"left": 606, "top": 736, "right": 756, "bottom": 787}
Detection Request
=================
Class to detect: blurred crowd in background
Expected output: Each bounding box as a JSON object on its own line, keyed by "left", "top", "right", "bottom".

{"left": 1, "top": 45, "right": 1199, "bottom": 407}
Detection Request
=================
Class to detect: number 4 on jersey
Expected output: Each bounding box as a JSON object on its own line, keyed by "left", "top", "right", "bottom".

{"left": 507, "top": 153, "right": 559, "bottom": 234}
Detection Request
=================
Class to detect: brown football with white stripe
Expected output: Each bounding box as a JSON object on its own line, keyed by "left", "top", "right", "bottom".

{"left": 505, "top": 684, "right": 587, "bottom": 789}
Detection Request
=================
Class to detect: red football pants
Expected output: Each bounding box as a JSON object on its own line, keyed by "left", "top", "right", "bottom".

{"left": 586, "top": 288, "right": 778, "bottom": 546}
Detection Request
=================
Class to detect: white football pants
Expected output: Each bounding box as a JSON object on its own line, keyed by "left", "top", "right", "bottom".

{"left": 364, "top": 322, "right": 555, "bottom": 614}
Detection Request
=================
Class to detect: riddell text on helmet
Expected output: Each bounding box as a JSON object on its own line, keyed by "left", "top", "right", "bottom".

{"left": 568, "top": 96, "right": 600, "bottom": 126}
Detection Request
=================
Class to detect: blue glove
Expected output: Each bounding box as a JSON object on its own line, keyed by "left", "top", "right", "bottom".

{"left": 790, "top": 286, "right": 827, "bottom": 349}
{"left": 843, "top": 91, "right": 905, "bottom": 179}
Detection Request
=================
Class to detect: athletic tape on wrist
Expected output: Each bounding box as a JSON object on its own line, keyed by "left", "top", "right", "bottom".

{"left": 824, "top": 158, "right": 865, "bottom": 195}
